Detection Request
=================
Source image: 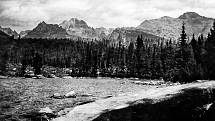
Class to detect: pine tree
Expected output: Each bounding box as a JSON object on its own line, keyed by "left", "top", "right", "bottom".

{"left": 180, "top": 22, "right": 187, "bottom": 48}
{"left": 205, "top": 20, "right": 215, "bottom": 79}
{"left": 174, "top": 22, "right": 197, "bottom": 82}
{"left": 33, "top": 53, "right": 42, "bottom": 75}
{"left": 196, "top": 34, "right": 204, "bottom": 64}
{"left": 127, "top": 42, "right": 135, "bottom": 77}
{"left": 189, "top": 34, "right": 205, "bottom": 80}
{"left": 20, "top": 52, "right": 28, "bottom": 76}
{"left": 135, "top": 35, "right": 143, "bottom": 78}
{"left": 162, "top": 39, "right": 175, "bottom": 81}
{"left": 151, "top": 44, "right": 163, "bottom": 79}
{"left": 0, "top": 51, "right": 8, "bottom": 75}
{"left": 191, "top": 34, "right": 197, "bottom": 50}
{"left": 175, "top": 22, "right": 188, "bottom": 70}
{"left": 190, "top": 34, "right": 198, "bottom": 62}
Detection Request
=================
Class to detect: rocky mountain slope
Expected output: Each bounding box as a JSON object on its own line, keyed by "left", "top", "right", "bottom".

{"left": 19, "top": 30, "right": 31, "bottom": 38}
{"left": 137, "top": 12, "right": 214, "bottom": 39}
{"left": 109, "top": 27, "right": 162, "bottom": 45}
{"left": 95, "top": 27, "right": 114, "bottom": 39}
{"left": 59, "top": 18, "right": 112, "bottom": 39}
{"left": 0, "top": 26, "right": 18, "bottom": 38}
{"left": 24, "top": 21, "right": 69, "bottom": 39}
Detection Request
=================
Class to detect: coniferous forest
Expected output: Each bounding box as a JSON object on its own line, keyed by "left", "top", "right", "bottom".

{"left": 1, "top": 21, "right": 215, "bottom": 83}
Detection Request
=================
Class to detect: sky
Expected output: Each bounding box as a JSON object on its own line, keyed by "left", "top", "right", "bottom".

{"left": 0, "top": 0, "right": 215, "bottom": 32}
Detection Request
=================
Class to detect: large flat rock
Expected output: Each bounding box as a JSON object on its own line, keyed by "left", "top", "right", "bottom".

{"left": 53, "top": 81, "right": 215, "bottom": 121}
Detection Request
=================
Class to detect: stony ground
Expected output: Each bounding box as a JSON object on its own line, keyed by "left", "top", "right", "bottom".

{"left": 54, "top": 81, "right": 215, "bottom": 121}
{"left": 0, "top": 77, "right": 157, "bottom": 121}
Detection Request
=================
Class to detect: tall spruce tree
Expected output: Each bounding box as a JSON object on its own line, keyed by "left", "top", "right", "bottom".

{"left": 174, "top": 22, "right": 196, "bottom": 82}
{"left": 135, "top": 35, "right": 143, "bottom": 78}
{"left": 190, "top": 34, "right": 198, "bottom": 61}
{"left": 151, "top": 44, "right": 163, "bottom": 79}
{"left": 33, "top": 53, "right": 42, "bottom": 75}
{"left": 205, "top": 20, "right": 215, "bottom": 79}
{"left": 175, "top": 22, "right": 188, "bottom": 70}
{"left": 180, "top": 22, "right": 187, "bottom": 48}
{"left": 0, "top": 51, "right": 8, "bottom": 75}
{"left": 127, "top": 42, "right": 135, "bottom": 77}
{"left": 162, "top": 39, "right": 175, "bottom": 81}
{"left": 190, "top": 34, "right": 205, "bottom": 80}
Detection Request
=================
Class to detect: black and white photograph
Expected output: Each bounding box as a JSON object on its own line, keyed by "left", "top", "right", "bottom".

{"left": 1, "top": 0, "right": 215, "bottom": 121}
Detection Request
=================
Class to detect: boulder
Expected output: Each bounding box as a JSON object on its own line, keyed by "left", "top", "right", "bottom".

{"left": 50, "top": 74, "right": 57, "bottom": 78}
{"left": 80, "top": 93, "right": 93, "bottom": 97}
{"left": 32, "top": 77, "right": 37, "bottom": 79}
{"left": 51, "top": 93, "right": 64, "bottom": 99}
{"left": 65, "top": 91, "right": 76, "bottom": 98}
{"left": 32, "top": 75, "right": 45, "bottom": 79}
{"left": 0, "top": 75, "right": 7, "bottom": 79}
{"left": 62, "top": 76, "right": 73, "bottom": 79}
{"left": 133, "top": 81, "right": 144, "bottom": 85}
{"left": 39, "top": 107, "right": 53, "bottom": 114}
{"left": 37, "top": 74, "right": 45, "bottom": 79}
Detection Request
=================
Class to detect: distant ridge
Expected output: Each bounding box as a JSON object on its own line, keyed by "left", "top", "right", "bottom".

{"left": 137, "top": 12, "right": 214, "bottom": 39}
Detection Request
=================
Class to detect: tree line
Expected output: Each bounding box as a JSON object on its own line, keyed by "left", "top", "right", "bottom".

{"left": 1, "top": 20, "right": 215, "bottom": 83}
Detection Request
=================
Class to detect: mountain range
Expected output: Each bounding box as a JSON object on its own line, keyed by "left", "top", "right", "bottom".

{"left": 0, "top": 12, "right": 214, "bottom": 41}
{"left": 137, "top": 12, "right": 214, "bottom": 39}
{"left": 18, "top": 19, "right": 162, "bottom": 41}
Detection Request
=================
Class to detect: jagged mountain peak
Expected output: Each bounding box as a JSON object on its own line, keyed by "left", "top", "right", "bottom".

{"left": 36, "top": 21, "right": 48, "bottom": 29}
{"left": 35, "top": 22, "right": 60, "bottom": 30}
{"left": 60, "top": 18, "right": 89, "bottom": 29}
{"left": 69, "top": 18, "right": 86, "bottom": 23}
{"left": 41, "top": 21, "right": 46, "bottom": 24}
{"left": 179, "top": 12, "right": 202, "bottom": 19}
{"left": 24, "top": 21, "right": 68, "bottom": 39}
{"left": 37, "top": 21, "right": 47, "bottom": 26}
{"left": 59, "top": 18, "right": 104, "bottom": 39}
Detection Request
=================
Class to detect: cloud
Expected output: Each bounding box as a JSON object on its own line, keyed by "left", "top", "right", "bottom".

{"left": 0, "top": 0, "right": 215, "bottom": 32}
{"left": 0, "top": 0, "right": 49, "bottom": 31}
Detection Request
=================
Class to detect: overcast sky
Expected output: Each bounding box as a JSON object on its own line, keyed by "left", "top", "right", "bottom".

{"left": 0, "top": 0, "right": 215, "bottom": 32}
